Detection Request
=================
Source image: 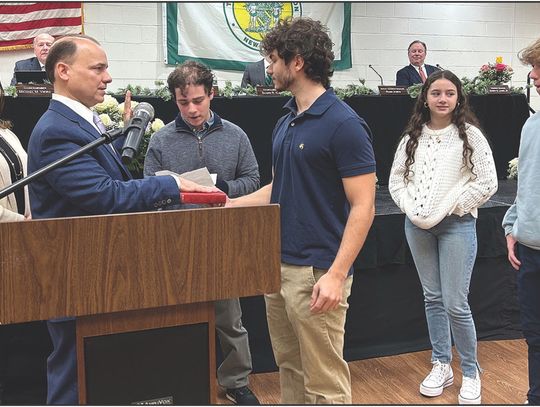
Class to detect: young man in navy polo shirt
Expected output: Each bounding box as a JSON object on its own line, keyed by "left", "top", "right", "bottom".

{"left": 227, "top": 17, "right": 376, "bottom": 403}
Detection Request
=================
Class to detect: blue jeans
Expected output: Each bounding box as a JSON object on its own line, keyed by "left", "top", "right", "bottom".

{"left": 405, "top": 215, "right": 480, "bottom": 378}
{"left": 517, "top": 243, "right": 540, "bottom": 404}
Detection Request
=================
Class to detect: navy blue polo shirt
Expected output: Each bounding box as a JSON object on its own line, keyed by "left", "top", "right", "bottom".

{"left": 270, "top": 88, "right": 376, "bottom": 274}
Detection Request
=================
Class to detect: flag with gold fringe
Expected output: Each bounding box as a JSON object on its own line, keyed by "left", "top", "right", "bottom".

{"left": 0, "top": 2, "right": 83, "bottom": 52}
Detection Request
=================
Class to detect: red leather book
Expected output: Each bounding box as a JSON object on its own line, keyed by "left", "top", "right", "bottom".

{"left": 180, "top": 191, "right": 227, "bottom": 204}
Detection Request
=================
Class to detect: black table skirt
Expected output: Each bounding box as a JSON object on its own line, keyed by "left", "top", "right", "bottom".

{"left": 3, "top": 93, "right": 529, "bottom": 185}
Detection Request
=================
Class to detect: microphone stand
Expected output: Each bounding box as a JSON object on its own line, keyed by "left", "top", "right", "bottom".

{"left": 0, "top": 128, "right": 123, "bottom": 200}
{"left": 368, "top": 65, "right": 384, "bottom": 85}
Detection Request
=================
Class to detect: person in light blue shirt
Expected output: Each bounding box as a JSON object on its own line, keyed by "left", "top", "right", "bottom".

{"left": 502, "top": 36, "right": 540, "bottom": 405}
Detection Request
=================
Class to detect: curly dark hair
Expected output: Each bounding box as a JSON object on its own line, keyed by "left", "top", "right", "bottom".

{"left": 167, "top": 60, "right": 214, "bottom": 98}
{"left": 401, "top": 70, "right": 480, "bottom": 181}
{"left": 260, "top": 17, "right": 334, "bottom": 88}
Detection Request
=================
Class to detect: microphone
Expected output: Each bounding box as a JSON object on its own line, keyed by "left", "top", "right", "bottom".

{"left": 436, "top": 64, "right": 445, "bottom": 71}
{"left": 369, "top": 64, "right": 384, "bottom": 85}
{"left": 121, "top": 102, "right": 155, "bottom": 164}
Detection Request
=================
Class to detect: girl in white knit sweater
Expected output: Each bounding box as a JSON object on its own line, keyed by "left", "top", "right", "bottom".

{"left": 389, "top": 70, "right": 497, "bottom": 405}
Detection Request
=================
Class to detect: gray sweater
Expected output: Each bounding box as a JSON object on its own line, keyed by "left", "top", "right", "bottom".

{"left": 144, "top": 113, "right": 260, "bottom": 205}
{"left": 502, "top": 112, "right": 540, "bottom": 250}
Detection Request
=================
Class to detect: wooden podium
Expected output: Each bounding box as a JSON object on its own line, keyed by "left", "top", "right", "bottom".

{"left": 0, "top": 205, "right": 280, "bottom": 404}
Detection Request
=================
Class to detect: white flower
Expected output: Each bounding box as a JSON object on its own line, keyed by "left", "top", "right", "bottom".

{"left": 118, "top": 100, "right": 139, "bottom": 115}
{"left": 98, "top": 113, "right": 112, "bottom": 127}
{"left": 151, "top": 118, "right": 165, "bottom": 132}
{"left": 93, "top": 95, "right": 119, "bottom": 113}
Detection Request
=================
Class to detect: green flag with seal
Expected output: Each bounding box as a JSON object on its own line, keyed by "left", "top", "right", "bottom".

{"left": 164, "top": 2, "right": 351, "bottom": 71}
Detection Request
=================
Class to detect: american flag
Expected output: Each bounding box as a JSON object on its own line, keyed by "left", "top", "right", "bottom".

{"left": 0, "top": 2, "right": 82, "bottom": 51}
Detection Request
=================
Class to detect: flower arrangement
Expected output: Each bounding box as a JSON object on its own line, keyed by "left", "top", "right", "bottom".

{"left": 507, "top": 157, "right": 518, "bottom": 180}
{"left": 460, "top": 57, "right": 523, "bottom": 95}
{"left": 92, "top": 95, "right": 165, "bottom": 174}
{"left": 478, "top": 56, "right": 514, "bottom": 85}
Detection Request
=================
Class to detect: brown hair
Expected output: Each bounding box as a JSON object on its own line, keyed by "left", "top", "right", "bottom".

{"left": 519, "top": 37, "right": 540, "bottom": 66}
{"left": 260, "top": 17, "right": 334, "bottom": 88}
{"left": 45, "top": 34, "right": 100, "bottom": 84}
{"left": 167, "top": 60, "right": 214, "bottom": 98}
{"left": 401, "top": 70, "right": 480, "bottom": 181}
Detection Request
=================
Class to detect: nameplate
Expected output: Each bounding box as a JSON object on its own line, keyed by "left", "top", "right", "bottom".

{"left": 378, "top": 85, "right": 408, "bottom": 95}
{"left": 15, "top": 83, "right": 53, "bottom": 97}
{"left": 487, "top": 85, "right": 510, "bottom": 95}
{"left": 256, "top": 86, "right": 280, "bottom": 96}
{"left": 132, "top": 395, "right": 173, "bottom": 405}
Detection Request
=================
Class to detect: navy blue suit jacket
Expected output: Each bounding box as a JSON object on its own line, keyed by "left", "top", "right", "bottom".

{"left": 28, "top": 99, "right": 179, "bottom": 218}
{"left": 27, "top": 99, "right": 180, "bottom": 404}
{"left": 395, "top": 64, "right": 438, "bottom": 87}
{"left": 10, "top": 56, "right": 42, "bottom": 86}
{"left": 241, "top": 59, "right": 269, "bottom": 88}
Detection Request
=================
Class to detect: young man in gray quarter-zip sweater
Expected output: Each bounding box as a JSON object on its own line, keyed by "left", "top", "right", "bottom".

{"left": 144, "top": 61, "right": 260, "bottom": 405}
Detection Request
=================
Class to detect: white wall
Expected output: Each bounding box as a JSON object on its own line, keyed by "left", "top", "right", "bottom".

{"left": 1, "top": 2, "right": 539, "bottom": 108}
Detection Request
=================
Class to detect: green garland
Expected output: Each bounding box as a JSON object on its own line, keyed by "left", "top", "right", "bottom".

{"left": 113, "top": 80, "right": 171, "bottom": 101}
{"left": 6, "top": 75, "right": 527, "bottom": 102}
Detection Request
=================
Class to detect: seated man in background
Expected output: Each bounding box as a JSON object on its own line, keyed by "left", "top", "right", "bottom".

{"left": 10, "top": 33, "right": 55, "bottom": 85}
{"left": 396, "top": 40, "right": 438, "bottom": 87}
{"left": 241, "top": 58, "right": 273, "bottom": 88}
{"left": 144, "top": 60, "right": 261, "bottom": 405}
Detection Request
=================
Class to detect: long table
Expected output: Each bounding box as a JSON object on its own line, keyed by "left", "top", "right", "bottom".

{"left": 4, "top": 93, "right": 530, "bottom": 184}
{"left": 0, "top": 93, "right": 528, "bottom": 402}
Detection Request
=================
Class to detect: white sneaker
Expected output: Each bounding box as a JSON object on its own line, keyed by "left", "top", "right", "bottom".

{"left": 420, "top": 360, "right": 454, "bottom": 397}
{"left": 458, "top": 371, "right": 481, "bottom": 404}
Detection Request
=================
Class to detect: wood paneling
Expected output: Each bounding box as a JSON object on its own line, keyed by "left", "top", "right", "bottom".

{"left": 0, "top": 205, "right": 280, "bottom": 324}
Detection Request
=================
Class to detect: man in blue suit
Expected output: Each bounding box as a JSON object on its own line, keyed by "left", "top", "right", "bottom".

{"left": 27, "top": 34, "right": 216, "bottom": 404}
{"left": 10, "top": 33, "right": 54, "bottom": 85}
{"left": 395, "top": 40, "right": 438, "bottom": 87}
{"left": 241, "top": 58, "right": 273, "bottom": 88}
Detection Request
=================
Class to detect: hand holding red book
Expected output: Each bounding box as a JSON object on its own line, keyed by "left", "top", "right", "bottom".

{"left": 180, "top": 191, "right": 227, "bottom": 205}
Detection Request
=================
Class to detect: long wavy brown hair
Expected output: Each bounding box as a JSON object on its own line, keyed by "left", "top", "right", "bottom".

{"left": 401, "top": 70, "right": 479, "bottom": 181}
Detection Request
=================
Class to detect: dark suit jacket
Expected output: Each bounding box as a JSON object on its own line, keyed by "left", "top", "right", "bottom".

{"left": 241, "top": 59, "right": 268, "bottom": 87}
{"left": 10, "top": 56, "right": 42, "bottom": 86}
{"left": 27, "top": 99, "right": 180, "bottom": 404}
{"left": 28, "top": 99, "right": 179, "bottom": 218}
{"left": 395, "top": 64, "right": 438, "bottom": 87}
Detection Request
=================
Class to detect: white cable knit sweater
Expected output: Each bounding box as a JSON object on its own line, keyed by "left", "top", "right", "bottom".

{"left": 389, "top": 123, "right": 498, "bottom": 229}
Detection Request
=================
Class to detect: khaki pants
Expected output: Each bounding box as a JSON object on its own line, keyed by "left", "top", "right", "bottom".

{"left": 264, "top": 263, "right": 353, "bottom": 404}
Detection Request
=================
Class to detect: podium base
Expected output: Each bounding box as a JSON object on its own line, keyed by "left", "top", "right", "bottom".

{"left": 76, "top": 303, "right": 216, "bottom": 404}
{"left": 84, "top": 323, "right": 209, "bottom": 404}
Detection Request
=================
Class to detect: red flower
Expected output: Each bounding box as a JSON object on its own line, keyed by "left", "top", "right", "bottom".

{"left": 495, "top": 63, "right": 506, "bottom": 72}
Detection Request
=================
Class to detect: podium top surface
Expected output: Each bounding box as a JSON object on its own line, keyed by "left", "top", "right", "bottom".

{"left": 0, "top": 205, "right": 280, "bottom": 324}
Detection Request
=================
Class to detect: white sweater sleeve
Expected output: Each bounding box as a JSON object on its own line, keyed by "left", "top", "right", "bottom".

{"left": 456, "top": 127, "right": 498, "bottom": 214}
{"left": 389, "top": 136, "right": 409, "bottom": 212}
